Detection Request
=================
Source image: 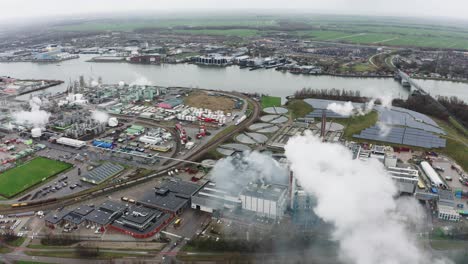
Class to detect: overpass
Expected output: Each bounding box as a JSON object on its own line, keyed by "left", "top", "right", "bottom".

{"left": 398, "top": 70, "right": 428, "bottom": 95}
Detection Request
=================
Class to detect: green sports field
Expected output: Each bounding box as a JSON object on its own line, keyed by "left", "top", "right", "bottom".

{"left": 0, "top": 157, "right": 72, "bottom": 198}
{"left": 261, "top": 96, "right": 282, "bottom": 109}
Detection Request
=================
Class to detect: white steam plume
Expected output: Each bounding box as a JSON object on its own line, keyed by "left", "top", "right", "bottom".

{"left": 377, "top": 121, "right": 392, "bottom": 137}
{"left": 285, "top": 133, "right": 451, "bottom": 264}
{"left": 13, "top": 97, "right": 50, "bottom": 127}
{"left": 91, "top": 110, "right": 109, "bottom": 123}
{"left": 327, "top": 101, "right": 355, "bottom": 116}
{"left": 130, "top": 76, "right": 152, "bottom": 86}
{"left": 328, "top": 100, "right": 376, "bottom": 117}
{"left": 378, "top": 94, "right": 393, "bottom": 109}
{"left": 210, "top": 151, "right": 287, "bottom": 192}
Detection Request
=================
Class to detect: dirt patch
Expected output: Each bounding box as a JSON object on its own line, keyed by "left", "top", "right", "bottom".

{"left": 184, "top": 91, "right": 235, "bottom": 111}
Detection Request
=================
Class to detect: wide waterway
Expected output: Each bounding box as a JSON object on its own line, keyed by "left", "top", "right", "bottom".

{"left": 0, "top": 55, "right": 467, "bottom": 102}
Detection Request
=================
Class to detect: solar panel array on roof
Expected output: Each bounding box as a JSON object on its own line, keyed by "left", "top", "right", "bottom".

{"left": 353, "top": 126, "right": 446, "bottom": 148}
{"left": 374, "top": 106, "right": 444, "bottom": 135}
{"left": 303, "top": 98, "right": 445, "bottom": 135}
{"left": 81, "top": 162, "right": 124, "bottom": 184}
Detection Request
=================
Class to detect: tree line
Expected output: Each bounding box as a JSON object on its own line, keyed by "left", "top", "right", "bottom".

{"left": 437, "top": 96, "right": 468, "bottom": 128}
{"left": 293, "top": 88, "right": 367, "bottom": 102}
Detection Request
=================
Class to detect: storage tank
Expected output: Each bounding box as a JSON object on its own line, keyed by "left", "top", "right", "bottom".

{"left": 31, "top": 128, "right": 42, "bottom": 138}
{"left": 108, "top": 117, "right": 118, "bottom": 127}
{"left": 421, "top": 161, "right": 444, "bottom": 188}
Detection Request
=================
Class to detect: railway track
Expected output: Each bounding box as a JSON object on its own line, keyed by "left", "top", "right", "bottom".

{"left": 0, "top": 93, "right": 260, "bottom": 214}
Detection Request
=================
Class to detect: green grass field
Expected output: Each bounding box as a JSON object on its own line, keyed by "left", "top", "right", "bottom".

{"left": 334, "top": 111, "right": 379, "bottom": 139}
{"left": 286, "top": 99, "right": 313, "bottom": 119}
{"left": 52, "top": 15, "right": 468, "bottom": 50}
{"left": 261, "top": 96, "right": 282, "bottom": 109}
{"left": 0, "top": 157, "right": 72, "bottom": 198}
{"left": 173, "top": 29, "right": 259, "bottom": 37}
{"left": 434, "top": 118, "right": 468, "bottom": 171}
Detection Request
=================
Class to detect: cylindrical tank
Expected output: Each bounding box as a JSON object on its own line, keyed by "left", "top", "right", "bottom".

{"left": 108, "top": 117, "right": 118, "bottom": 127}
{"left": 421, "top": 161, "right": 444, "bottom": 188}
{"left": 31, "top": 128, "right": 42, "bottom": 138}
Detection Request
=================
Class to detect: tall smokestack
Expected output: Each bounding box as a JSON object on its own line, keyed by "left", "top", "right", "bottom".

{"left": 289, "top": 169, "right": 296, "bottom": 209}
{"left": 320, "top": 109, "right": 326, "bottom": 139}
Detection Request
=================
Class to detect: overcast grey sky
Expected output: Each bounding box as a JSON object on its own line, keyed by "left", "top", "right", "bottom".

{"left": 2, "top": 0, "right": 467, "bottom": 21}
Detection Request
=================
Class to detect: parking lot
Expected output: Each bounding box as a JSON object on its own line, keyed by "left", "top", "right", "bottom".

{"left": 432, "top": 156, "right": 468, "bottom": 210}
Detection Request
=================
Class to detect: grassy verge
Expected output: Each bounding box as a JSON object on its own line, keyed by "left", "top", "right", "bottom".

{"left": 178, "top": 252, "right": 253, "bottom": 263}
{"left": 261, "top": 96, "right": 281, "bottom": 109}
{"left": 448, "top": 117, "right": 468, "bottom": 137}
{"left": 433, "top": 118, "right": 468, "bottom": 171}
{"left": 15, "top": 261, "right": 49, "bottom": 264}
{"left": 0, "top": 245, "right": 13, "bottom": 254}
{"left": 336, "top": 111, "right": 379, "bottom": 139}
{"left": 208, "top": 125, "right": 237, "bottom": 144}
{"left": 286, "top": 99, "right": 313, "bottom": 119}
{"left": 430, "top": 239, "right": 468, "bottom": 250}
{"left": 27, "top": 244, "right": 72, "bottom": 249}
{"left": 6, "top": 236, "right": 26, "bottom": 247}
{"left": 439, "top": 138, "right": 468, "bottom": 172}
{"left": 24, "top": 250, "right": 149, "bottom": 259}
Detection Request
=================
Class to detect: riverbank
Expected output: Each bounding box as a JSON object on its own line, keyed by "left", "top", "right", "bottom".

{"left": 413, "top": 76, "right": 468, "bottom": 84}
{"left": 1, "top": 54, "right": 467, "bottom": 102}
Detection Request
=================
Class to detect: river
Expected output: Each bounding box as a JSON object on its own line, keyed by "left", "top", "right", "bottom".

{"left": 0, "top": 55, "right": 467, "bottom": 102}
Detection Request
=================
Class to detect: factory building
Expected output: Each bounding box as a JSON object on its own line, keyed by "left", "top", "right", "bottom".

{"left": 194, "top": 55, "right": 230, "bottom": 66}
{"left": 139, "top": 135, "right": 163, "bottom": 145}
{"left": 437, "top": 189, "right": 460, "bottom": 221}
{"left": 56, "top": 137, "right": 86, "bottom": 148}
{"left": 191, "top": 181, "right": 288, "bottom": 220}
{"left": 385, "top": 166, "right": 419, "bottom": 194}
{"left": 129, "top": 54, "right": 162, "bottom": 64}
{"left": 191, "top": 182, "right": 242, "bottom": 213}
{"left": 45, "top": 201, "right": 172, "bottom": 238}
{"left": 126, "top": 125, "right": 145, "bottom": 136}
{"left": 33, "top": 48, "right": 78, "bottom": 61}
{"left": 240, "top": 182, "right": 288, "bottom": 220}
{"left": 83, "top": 201, "right": 125, "bottom": 228}
{"left": 110, "top": 205, "right": 173, "bottom": 239}
{"left": 157, "top": 98, "right": 183, "bottom": 109}
{"left": 438, "top": 206, "right": 460, "bottom": 221}
{"left": 139, "top": 179, "right": 203, "bottom": 215}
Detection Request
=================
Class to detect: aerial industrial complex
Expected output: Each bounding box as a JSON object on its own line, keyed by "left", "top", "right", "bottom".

{"left": 0, "top": 13, "right": 467, "bottom": 263}
{"left": 0, "top": 71, "right": 466, "bottom": 264}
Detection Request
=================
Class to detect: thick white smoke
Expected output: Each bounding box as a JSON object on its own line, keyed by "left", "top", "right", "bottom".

{"left": 12, "top": 97, "right": 50, "bottom": 127}
{"left": 327, "top": 100, "right": 375, "bottom": 117}
{"left": 327, "top": 101, "right": 355, "bottom": 116}
{"left": 285, "top": 133, "right": 451, "bottom": 264}
{"left": 91, "top": 110, "right": 109, "bottom": 123}
{"left": 210, "top": 151, "right": 287, "bottom": 192}
{"left": 130, "top": 76, "right": 152, "bottom": 86}
{"left": 379, "top": 94, "right": 393, "bottom": 109}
